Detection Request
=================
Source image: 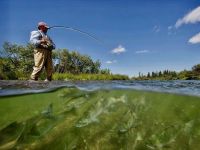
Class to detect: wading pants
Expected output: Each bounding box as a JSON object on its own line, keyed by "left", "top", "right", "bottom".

{"left": 30, "top": 48, "right": 53, "bottom": 81}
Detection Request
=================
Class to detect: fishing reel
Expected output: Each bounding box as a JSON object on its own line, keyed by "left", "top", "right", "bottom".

{"left": 40, "top": 37, "right": 54, "bottom": 50}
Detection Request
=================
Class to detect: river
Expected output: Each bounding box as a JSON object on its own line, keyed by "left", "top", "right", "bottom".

{"left": 1, "top": 80, "right": 200, "bottom": 97}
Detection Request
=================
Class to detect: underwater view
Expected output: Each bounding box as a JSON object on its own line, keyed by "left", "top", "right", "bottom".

{"left": 1, "top": 0, "right": 200, "bottom": 149}
{"left": 0, "top": 80, "right": 200, "bottom": 150}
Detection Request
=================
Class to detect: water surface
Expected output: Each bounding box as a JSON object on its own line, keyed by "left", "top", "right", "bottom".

{"left": 1, "top": 80, "right": 200, "bottom": 97}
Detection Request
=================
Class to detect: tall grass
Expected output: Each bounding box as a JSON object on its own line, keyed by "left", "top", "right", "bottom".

{"left": 52, "top": 73, "right": 129, "bottom": 80}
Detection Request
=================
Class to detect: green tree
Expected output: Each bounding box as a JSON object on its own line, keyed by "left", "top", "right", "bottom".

{"left": 0, "top": 42, "right": 34, "bottom": 79}
{"left": 53, "top": 49, "right": 101, "bottom": 74}
{"left": 192, "top": 64, "right": 200, "bottom": 77}
{"left": 101, "top": 68, "right": 111, "bottom": 74}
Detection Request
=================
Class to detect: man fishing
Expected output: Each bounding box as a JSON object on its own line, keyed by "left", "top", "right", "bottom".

{"left": 29, "top": 22, "right": 55, "bottom": 81}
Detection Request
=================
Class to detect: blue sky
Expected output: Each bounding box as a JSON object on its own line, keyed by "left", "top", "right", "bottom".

{"left": 1, "top": 0, "right": 200, "bottom": 77}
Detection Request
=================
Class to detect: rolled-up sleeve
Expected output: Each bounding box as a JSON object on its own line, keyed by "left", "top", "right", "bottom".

{"left": 30, "top": 31, "right": 41, "bottom": 47}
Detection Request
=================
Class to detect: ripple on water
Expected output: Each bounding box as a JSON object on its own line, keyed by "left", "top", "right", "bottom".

{"left": 1, "top": 80, "right": 200, "bottom": 97}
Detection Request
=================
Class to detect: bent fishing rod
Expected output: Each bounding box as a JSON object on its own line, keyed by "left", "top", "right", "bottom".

{"left": 48, "top": 25, "right": 103, "bottom": 44}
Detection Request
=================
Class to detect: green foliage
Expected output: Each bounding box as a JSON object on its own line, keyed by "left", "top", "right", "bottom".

{"left": 100, "top": 68, "right": 111, "bottom": 74}
{"left": 133, "top": 66, "right": 200, "bottom": 80}
{"left": 53, "top": 49, "right": 101, "bottom": 74}
{"left": 0, "top": 42, "right": 34, "bottom": 79}
{"left": 192, "top": 64, "right": 200, "bottom": 73}
{"left": 3, "top": 42, "right": 200, "bottom": 81}
{"left": 0, "top": 58, "right": 17, "bottom": 79}
{"left": 0, "top": 42, "right": 126, "bottom": 80}
{"left": 52, "top": 73, "right": 129, "bottom": 80}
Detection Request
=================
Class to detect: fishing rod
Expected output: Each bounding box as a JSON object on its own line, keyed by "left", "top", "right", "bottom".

{"left": 48, "top": 25, "right": 103, "bottom": 44}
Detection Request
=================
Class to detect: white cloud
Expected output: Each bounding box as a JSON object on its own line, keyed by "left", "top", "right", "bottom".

{"left": 167, "top": 25, "right": 176, "bottom": 35}
{"left": 111, "top": 45, "right": 126, "bottom": 54}
{"left": 153, "top": 25, "right": 160, "bottom": 33}
{"left": 135, "top": 50, "right": 150, "bottom": 54}
{"left": 106, "top": 61, "right": 112, "bottom": 64}
{"left": 168, "top": 26, "right": 173, "bottom": 30}
{"left": 188, "top": 32, "right": 200, "bottom": 44}
{"left": 106, "top": 60, "right": 117, "bottom": 64}
{"left": 175, "top": 6, "right": 200, "bottom": 28}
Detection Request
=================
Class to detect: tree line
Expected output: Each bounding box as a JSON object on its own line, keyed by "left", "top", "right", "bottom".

{"left": 133, "top": 65, "right": 200, "bottom": 80}
{"left": 1, "top": 42, "right": 200, "bottom": 81}
{"left": 0, "top": 42, "right": 128, "bottom": 80}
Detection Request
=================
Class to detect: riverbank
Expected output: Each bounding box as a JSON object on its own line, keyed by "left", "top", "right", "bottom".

{"left": 52, "top": 73, "right": 129, "bottom": 80}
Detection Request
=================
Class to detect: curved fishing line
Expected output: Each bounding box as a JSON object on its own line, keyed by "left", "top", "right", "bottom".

{"left": 49, "top": 25, "right": 103, "bottom": 44}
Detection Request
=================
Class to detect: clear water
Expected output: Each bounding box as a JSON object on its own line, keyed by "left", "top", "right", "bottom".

{"left": 1, "top": 81, "right": 200, "bottom": 149}
{"left": 1, "top": 80, "right": 200, "bottom": 97}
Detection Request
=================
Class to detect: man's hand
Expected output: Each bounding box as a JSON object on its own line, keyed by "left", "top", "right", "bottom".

{"left": 40, "top": 38, "right": 53, "bottom": 50}
{"left": 40, "top": 39, "right": 47, "bottom": 44}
